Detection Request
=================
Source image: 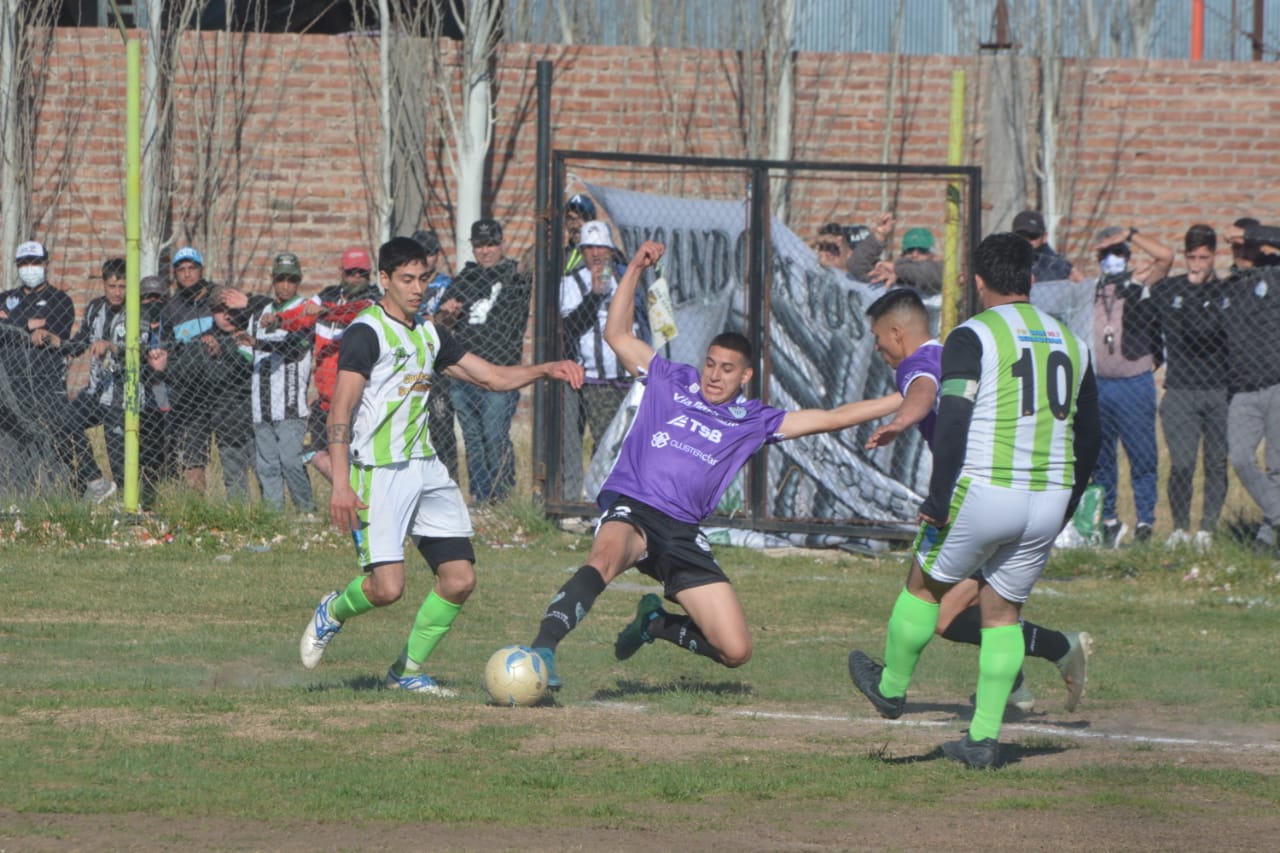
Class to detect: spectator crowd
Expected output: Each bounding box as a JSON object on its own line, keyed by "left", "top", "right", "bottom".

{"left": 3, "top": 205, "right": 1280, "bottom": 556}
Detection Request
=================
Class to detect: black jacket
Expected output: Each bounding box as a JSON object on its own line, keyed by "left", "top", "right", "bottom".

{"left": 447, "top": 258, "right": 531, "bottom": 366}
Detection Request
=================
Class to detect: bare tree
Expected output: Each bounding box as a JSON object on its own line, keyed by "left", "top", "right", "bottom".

{"left": 1125, "top": 0, "right": 1160, "bottom": 59}
{"left": 430, "top": 0, "right": 503, "bottom": 265}
{"left": 766, "top": 0, "right": 797, "bottom": 219}
{"left": 0, "top": 0, "right": 63, "bottom": 267}
{"left": 138, "top": 0, "right": 205, "bottom": 276}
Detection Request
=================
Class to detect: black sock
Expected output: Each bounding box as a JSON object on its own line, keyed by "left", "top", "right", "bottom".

{"left": 531, "top": 565, "right": 607, "bottom": 651}
{"left": 943, "top": 607, "right": 1070, "bottom": 662}
{"left": 1022, "top": 621, "right": 1069, "bottom": 661}
{"left": 941, "top": 605, "right": 983, "bottom": 646}
{"left": 646, "top": 613, "right": 721, "bottom": 662}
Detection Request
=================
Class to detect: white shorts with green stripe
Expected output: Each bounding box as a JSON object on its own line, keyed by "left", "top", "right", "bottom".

{"left": 349, "top": 456, "right": 473, "bottom": 569}
{"left": 912, "top": 477, "right": 1071, "bottom": 604}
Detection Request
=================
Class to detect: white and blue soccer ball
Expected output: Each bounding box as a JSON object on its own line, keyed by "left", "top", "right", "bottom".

{"left": 484, "top": 644, "right": 548, "bottom": 707}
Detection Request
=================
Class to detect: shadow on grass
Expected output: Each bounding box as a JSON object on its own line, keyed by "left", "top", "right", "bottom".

{"left": 304, "top": 675, "right": 385, "bottom": 693}
{"left": 590, "top": 678, "right": 754, "bottom": 701}
{"left": 871, "top": 740, "right": 1072, "bottom": 768}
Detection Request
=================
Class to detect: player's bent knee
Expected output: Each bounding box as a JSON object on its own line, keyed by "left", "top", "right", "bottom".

{"left": 716, "top": 637, "right": 753, "bottom": 668}
{"left": 366, "top": 579, "right": 404, "bottom": 607}
{"left": 436, "top": 561, "right": 477, "bottom": 602}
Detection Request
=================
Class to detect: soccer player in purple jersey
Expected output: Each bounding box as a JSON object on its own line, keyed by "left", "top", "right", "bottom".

{"left": 862, "top": 287, "right": 1093, "bottom": 714}
{"left": 528, "top": 241, "right": 900, "bottom": 690}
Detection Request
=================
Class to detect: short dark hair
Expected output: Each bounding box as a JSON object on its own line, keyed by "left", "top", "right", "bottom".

{"left": 1185, "top": 224, "right": 1216, "bottom": 253}
{"left": 974, "top": 232, "right": 1034, "bottom": 297}
{"left": 1234, "top": 217, "right": 1260, "bottom": 231}
{"left": 101, "top": 257, "right": 126, "bottom": 280}
{"left": 709, "top": 331, "right": 753, "bottom": 364}
{"left": 866, "top": 287, "right": 927, "bottom": 324}
{"left": 378, "top": 236, "right": 427, "bottom": 276}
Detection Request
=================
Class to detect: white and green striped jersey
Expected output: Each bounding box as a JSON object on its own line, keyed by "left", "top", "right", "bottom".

{"left": 946, "top": 302, "right": 1089, "bottom": 490}
{"left": 345, "top": 305, "right": 459, "bottom": 467}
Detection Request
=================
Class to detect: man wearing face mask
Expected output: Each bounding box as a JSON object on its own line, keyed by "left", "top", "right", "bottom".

{"left": 0, "top": 241, "right": 77, "bottom": 490}
{"left": 1089, "top": 226, "right": 1173, "bottom": 547}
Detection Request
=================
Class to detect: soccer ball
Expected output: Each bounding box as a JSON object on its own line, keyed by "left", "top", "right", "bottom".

{"left": 484, "top": 644, "right": 549, "bottom": 707}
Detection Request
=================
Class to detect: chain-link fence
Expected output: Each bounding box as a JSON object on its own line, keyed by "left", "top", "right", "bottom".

{"left": 535, "top": 151, "right": 982, "bottom": 541}
{"left": 1028, "top": 226, "right": 1280, "bottom": 551}
{"left": 0, "top": 238, "right": 520, "bottom": 513}
{"left": 6, "top": 169, "right": 1278, "bottom": 553}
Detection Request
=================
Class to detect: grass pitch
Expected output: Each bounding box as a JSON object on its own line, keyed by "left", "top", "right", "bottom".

{"left": 1, "top": 497, "right": 1278, "bottom": 850}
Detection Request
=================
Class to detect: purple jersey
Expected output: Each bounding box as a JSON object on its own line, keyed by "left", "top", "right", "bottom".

{"left": 895, "top": 339, "right": 942, "bottom": 450}
{"left": 600, "top": 354, "right": 787, "bottom": 523}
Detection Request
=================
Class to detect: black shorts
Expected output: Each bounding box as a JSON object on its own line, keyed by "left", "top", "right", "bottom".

{"left": 599, "top": 496, "right": 729, "bottom": 599}
{"left": 307, "top": 400, "right": 328, "bottom": 453}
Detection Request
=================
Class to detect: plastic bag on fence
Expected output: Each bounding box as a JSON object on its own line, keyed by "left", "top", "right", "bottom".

{"left": 646, "top": 276, "right": 679, "bottom": 350}
{"left": 1054, "top": 484, "right": 1104, "bottom": 549}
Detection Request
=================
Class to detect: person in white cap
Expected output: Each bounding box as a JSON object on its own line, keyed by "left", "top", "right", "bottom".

{"left": 557, "top": 220, "right": 649, "bottom": 504}
{"left": 0, "top": 240, "right": 77, "bottom": 492}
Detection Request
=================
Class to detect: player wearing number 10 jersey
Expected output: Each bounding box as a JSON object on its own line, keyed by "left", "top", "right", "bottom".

{"left": 849, "top": 232, "right": 1101, "bottom": 769}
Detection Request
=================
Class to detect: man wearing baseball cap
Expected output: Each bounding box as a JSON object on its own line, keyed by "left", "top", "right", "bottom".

{"left": 3, "top": 241, "right": 75, "bottom": 344}
{"left": 436, "top": 218, "right": 530, "bottom": 503}
{"left": 1, "top": 239, "right": 77, "bottom": 491}
{"left": 160, "top": 245, "right": 251, "bottom": 495}
{"left": 878, "top": 227, "right": 943, "bottom": 295}
{"left": 245, "top": 252, "right": 316, "bottom": 514}
{"left": 1012, "top": 209, "right": 1074, "bottom": 282}
{"left": 558, "top": 220, "right": 648, "bottom": 503}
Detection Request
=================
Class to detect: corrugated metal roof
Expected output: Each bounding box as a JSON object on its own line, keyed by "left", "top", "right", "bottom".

{"left": 509, "top": 0, "right": 1280, "bottom": 61}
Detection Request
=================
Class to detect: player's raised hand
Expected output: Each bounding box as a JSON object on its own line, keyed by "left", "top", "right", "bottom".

{"left": 631, "top": 241, "right": 665, "bottom": 269}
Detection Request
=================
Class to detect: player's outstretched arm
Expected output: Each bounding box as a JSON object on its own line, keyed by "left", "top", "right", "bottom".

{"left": 776, "top": 392, "right": 902, "bottom": 440}
{"left": 605, "top": 240, "right": 662, "bottom": 377}
{"left": 865, "top": 376, "right": 937, "bottom": 449}
{"left": 444, "top": 352, "right": 585, "bottom": 392}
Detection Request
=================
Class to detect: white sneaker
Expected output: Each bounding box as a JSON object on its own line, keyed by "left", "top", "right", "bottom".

{"left": 1165, "top": 528, "right": 1191, "bottom": 549}
{"left": 1055, "top": 631, "right": 1093, "bottom": 712}
{"left": 1193, "top": 530, "right": 1213, "bottom": 551}
{"left": 384, "top": 666, "right": 458, "bottom": 697}
{"left": 300, "top": 592, "right": 342, "bottom": 669}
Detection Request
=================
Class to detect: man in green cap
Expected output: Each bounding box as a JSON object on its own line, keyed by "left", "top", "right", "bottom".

{"left": 246, "top": 251, "right": 316, "bottom": 513}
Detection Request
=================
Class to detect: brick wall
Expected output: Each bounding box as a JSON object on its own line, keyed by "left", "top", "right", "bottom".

{"left": 12, "top": 29, "right": 1280, "bottom": 322}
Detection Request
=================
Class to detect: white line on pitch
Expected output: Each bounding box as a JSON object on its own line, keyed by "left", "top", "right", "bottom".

{"left": 725, "top": 708, "right": 1280, "bottom": 752}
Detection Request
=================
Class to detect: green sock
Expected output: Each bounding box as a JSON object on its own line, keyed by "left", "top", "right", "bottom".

{"left": 970, "top": 624, "right": 1025, "bottom": 742}
{"left": 880, "top": 589, "right": 939, "bottom": 698}
{"left": 329, "top": 576, "right": 375, "bottom": 623}
{"left": 394, "top": 591, "right": 462, "bottom": 674}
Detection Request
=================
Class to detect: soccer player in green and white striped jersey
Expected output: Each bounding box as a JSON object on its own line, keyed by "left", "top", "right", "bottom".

{"left": 849, "top": 232, "right": 1101, "bottom": 768}
{"left": 298, "top": 237, "right": 583, "bottom": 695}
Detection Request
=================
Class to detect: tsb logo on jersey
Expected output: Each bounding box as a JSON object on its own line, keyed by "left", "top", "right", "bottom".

{"left": 664, "top": 415, "right": 723, "bottom": 444}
